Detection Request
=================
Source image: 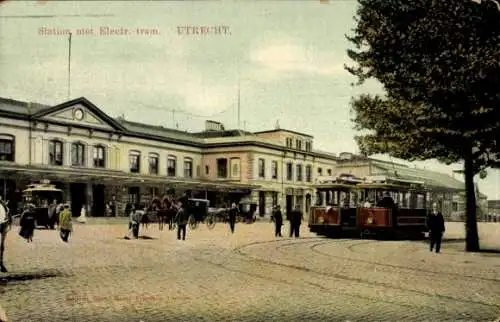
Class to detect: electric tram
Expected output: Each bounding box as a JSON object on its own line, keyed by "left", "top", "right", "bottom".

{"left": 308, "top": 174, "right": 363, "bottom": 237}
{"left": 356, "top": 175, "right": 428, "bottom": 239}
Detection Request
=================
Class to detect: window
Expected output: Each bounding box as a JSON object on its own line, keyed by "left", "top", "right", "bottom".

{"left": 128, "top": 187, "right": 140, "bottom": 204}
{"left": 167, "top": 156, "right": 177, "bottom": 177}
{"left": 286, "top": 162, "right": 293, "bottom": 181}
{"left": 93, "top": 145, "right": 105, "bottom": 168}
{"left": 318, "top": 167, "right": 323, "bottom": 176}
{"left": 306, "top": 165, "right": 312, "bottom": 182}
{"left": 258, "top": 158, "right": 265, "bottom": 178}
{"left": 232, "top": 163, "right": 239, "bottom": 177}
{"left": 296, "top": 164, "right": 303, "bottom": 181}
{"left": 327, "top": 169, "right": 332, "bottom": 176}
{"left": 149, "top": 153, "right": 159, "bottom": 175}
{"left": 49, "top": 140, "right": 63, "bottom": 165}
{"left": 205, "top": 165, "right": 210, "bottom": 175}
{"left": 271, "top": 161, "right": 278, "bottom": 179}
{"left": 305, "top": 141, "right": 312, "bottom": 152}
{"left": 296, "top": 139, "right": 302, "bottom": 150}
{"left": 285, "top": 137, "right": 293, "bottom": 148}
{"left": 129, "top": 150, "right": 141, "bottom": 173}
{"left": 196, "top": 165, "right": 201, "bottom": 177}
{"left": 217, "top": 158, "right": 228, "bottom": 178}
{"left": 0, "top": 135, "right": 14, "bottom": 161}
{"left": 71, "top": 142, "right": 85, "bottom": 166}
{"left": 184, "top": 158, "right": 193, "bottom": 178}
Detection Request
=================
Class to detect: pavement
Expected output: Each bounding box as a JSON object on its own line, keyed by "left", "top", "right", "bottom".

{"left": 0, "top": 221, "right": 499, "bottom": 322}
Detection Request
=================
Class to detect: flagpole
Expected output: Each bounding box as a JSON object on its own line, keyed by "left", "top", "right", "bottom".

{"left": 67, "top": 32, "right": 72, "bottom": 100}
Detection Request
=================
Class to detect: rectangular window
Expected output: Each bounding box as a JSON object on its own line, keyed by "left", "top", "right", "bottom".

{"left": 49, "top": 140, "right": 63, "bottom": 166}
{"left": 327, "top": 169, "right": 332, "bottom": 176}
{"left": 317, "top": 167, "right": 323, "bottom": 176}
{"left": 167, "top": 156, "right": 176, "bottom": 177}
{"left": 306, "top": 165, "right": 312, "bottom": 182}
{"left": 184, "top": 158, "right": 193, "bottom": 178}
{"left": 217, "top": 158, "right": 228, "bottom": 178}
{"left": 71, "top": 143, "right": 85, "bottom": 166}
{"left": 258, "top": 158, "right": 265, "bottom": 178}
{"left": 296, "top": 164, "right": 303, "bottom": 181}
{"left": 93, "top": 146, "right": 105, "bottom": 168}
{"left": 0, "top": 137, "right": 14, "bottom": 161}
{"left": 305, "top": 141, "right": 312, "bottom": 152}
{"left": 271, "top": 161, "right": 278, "bottom": 179}
{"left": 149, "top": 153, "right": 159, "bottom": 175}
{"left": 296, "top": 139, "right": 302, "bottom": 150}
{"left": 286, "top": 162, "right": 293, "bottom": 181}
{"left": 285, "top": 138, "right": 293, "bottom": 148}
{"left": 129, "top": 151, "right": 140, "bottom": 173}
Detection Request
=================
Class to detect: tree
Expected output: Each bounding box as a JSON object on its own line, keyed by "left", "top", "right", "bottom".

{"left": 346, "top": 0, "right": 500, "bottom": 251}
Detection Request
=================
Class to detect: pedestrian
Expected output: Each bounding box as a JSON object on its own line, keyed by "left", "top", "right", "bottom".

{"left": 228, "top": 203, "right": 238, "bottom": 234}
{"left": 174, "top": 202, "right": 189, "bottom": 241}
{"left": 48, "top": 199, "right": 57, "bottom": 230}
{"left": 141, "top": 205, "right": 149, "bottom": 230}
{"left": 77, "top": 205, "right": 87, "bottom": 224}
{"left": 427, "top": 202, "right": 445, "bottom": 253}
{"left": 128, "top": 205, "right": 141, "bottom": 239}
{"left": 58, "top": 203, "right": 73, "bottom": 242}
{"left": 271, "top": 205, "right": 283, "bottom": 237}
{"left": 19, "top": 204, "right": 36, "bottom": 242}
{"left": 289, "top": 205, "right": 303, "bottom": 238}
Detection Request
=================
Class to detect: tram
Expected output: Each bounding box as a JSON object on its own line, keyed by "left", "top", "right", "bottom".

{"left": 356, "top": 175, "right": 428, "bottom": 239}
{"left": 22, "top": 181, "right": 64, "bottom": 228}
{"left": 308, "top": 174, "right": 363, "bottom": 237}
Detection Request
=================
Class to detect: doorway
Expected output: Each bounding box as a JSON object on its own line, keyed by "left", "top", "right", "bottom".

{"left": 258, "top": 191, "right": 265, "bottom": 215}
{"left": 286, "top": 195, "right": 293, "bottom": 218}
{"left": 92, "top": 184, "right": 106, "bottom": 217}
{"left": 305, "top": 193, "right": 312, "bottom": 214}
{"left": 70, "top": 183, "right": 86, "bottom": 217}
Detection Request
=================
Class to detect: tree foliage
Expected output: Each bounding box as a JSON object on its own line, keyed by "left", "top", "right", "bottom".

{"left": 346, "top": 0, "right": 500, "bottom": 251}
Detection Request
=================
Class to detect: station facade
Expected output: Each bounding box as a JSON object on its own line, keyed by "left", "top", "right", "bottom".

{"left": 0, "top": 96, "right": 476, "bottom": 218}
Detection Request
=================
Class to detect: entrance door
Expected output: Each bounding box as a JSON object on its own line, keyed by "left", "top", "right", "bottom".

{"left": 70, "top": 183, "right": 86, "bottom": 217}
{"left": 286, "top": 195, "right": 293, "bottom": 218}
{"left": 258, "top": 191, "right": 265, "bottom": 216}
{"left": 92, "top": 184, "right": 106, "bottom": 217}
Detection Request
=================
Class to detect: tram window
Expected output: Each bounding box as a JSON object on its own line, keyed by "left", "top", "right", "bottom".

{"left": 316, "top": 191, "right": 323, "bottom": 206}
{"left": 416, "top": 194, "right": 425, "bottom": 209}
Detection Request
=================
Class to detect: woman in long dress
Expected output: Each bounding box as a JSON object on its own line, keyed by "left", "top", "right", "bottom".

{"left": 19, "top": 204, "right": 36, "bottom": 242}
{"left": 77, "top": 205, "right": 87, "bottom": 223}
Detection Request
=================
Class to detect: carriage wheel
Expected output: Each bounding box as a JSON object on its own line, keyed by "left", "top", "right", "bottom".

{"left": 206, "top": 215, "right": 216, "bottom": 230}
{"left": 188, "top": 215, "right": 197, "bottom": 230}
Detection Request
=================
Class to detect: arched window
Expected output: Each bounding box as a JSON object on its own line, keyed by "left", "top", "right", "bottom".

{"left": 183, "top": 157, "right": 193, "bottom": 178}
{"left": 71, "top": 142, "right": 85, "bottom": 166}
{"left": 93, "top": 145, "right": 106, "bottom": 168}
{"left": 148, "top": 152, "right": 159, "bottom": 175}
{"left": 129, "top": 150, "right": 141, "bottom": 173}
{"left": 0, "top": 134, "right": 15, "bottom": 162}
{"left": 49, "top": 139, "right": 64, "bottom": 165}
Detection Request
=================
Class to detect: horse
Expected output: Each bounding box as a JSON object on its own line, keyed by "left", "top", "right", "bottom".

{"left": 0, "top": 201, "right": 12, "bottom": 273}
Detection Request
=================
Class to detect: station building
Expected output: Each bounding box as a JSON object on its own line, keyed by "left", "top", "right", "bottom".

{"left": 0, "top": 96, "right": 478, "bottom": 218}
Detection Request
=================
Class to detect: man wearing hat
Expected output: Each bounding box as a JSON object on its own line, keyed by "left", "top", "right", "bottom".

{"left": 271, "top": 205, "right": 283, "bottom": 237}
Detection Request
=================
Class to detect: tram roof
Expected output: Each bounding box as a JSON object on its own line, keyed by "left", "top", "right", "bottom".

{"left": 23, "top": 185, "right": 62, "bottom": 193}
{"left": 356, "top": 182, "right": 427, "bottom": 191}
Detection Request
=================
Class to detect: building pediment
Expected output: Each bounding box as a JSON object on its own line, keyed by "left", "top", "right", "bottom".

{"left": 32, "top": 97, "right": 126, "bottom": 132}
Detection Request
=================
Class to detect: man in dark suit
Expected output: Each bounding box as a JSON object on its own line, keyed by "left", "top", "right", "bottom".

{"left": 271, "top": 205, "right": 283, "bottom": 237}
{"left": 427, "top": 202, "right": 446, "bottom": 253}
{"left": 289, "top": 205, "right": 303, "bottom": 238}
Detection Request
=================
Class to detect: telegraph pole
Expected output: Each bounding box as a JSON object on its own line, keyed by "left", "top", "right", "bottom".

{"left": 67, "top": 32, "right": 72, "bottom": 100}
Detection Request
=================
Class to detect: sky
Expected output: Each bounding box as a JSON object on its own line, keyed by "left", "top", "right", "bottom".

{"left": 0, "top": 0, "right": 499, "bottom": 199}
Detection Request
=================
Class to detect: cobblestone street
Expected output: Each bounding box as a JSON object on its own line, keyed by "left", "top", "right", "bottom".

{"left": 1, "top": 221, "right": 499, "bottom": 322}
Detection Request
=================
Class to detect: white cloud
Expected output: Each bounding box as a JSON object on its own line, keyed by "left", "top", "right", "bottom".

{"left": 248, "top": 40, "right": 346, "bottom": 79}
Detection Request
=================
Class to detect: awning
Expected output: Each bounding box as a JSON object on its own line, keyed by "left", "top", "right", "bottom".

{"left": 0, "top": 164, "right": 260, "bottom": 192}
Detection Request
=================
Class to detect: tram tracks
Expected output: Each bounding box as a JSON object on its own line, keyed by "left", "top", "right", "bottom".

{"left": 204, "top": 238, "right": 500, "bottom": 311}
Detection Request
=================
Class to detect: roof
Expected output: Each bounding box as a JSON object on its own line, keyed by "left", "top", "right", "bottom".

{"left": 117, "top": 119, "right": 202, "bottom": 144}
{"left": 371, "top": 161, "right": 465, "bottom": 191}
{"left": 0, "top": 97, "right": 51, "bottom": 116}
{"left": 254, "top": 129, "right": 314, "bottom": 138}
{"left": 488, "top": 200, "right": 500, "bottom": 208}
{"left": 193, "top": 129, "right": 254, "bottom": 138}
